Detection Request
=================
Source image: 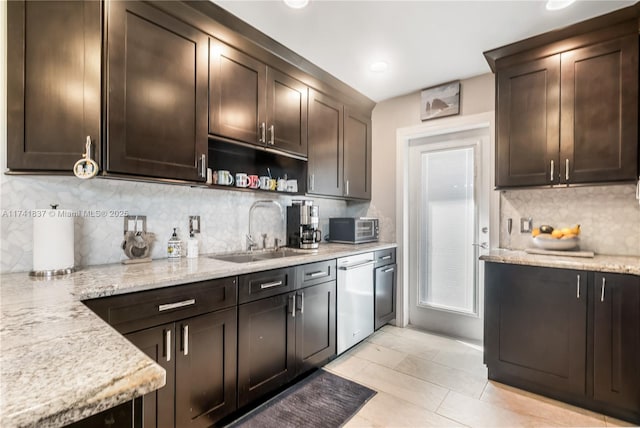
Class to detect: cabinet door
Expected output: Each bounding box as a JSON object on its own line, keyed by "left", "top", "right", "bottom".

{"left": 107, "top": 1, "right": 208, "bottom": 181}
{"left": 175, "top": 308, "right": 237, "bottom": 427}
{"left": 343, "top": 108, "right": 372, "bottom": 200}
{"left": 560, "top": 36, "right": 638, "bottom": 184}
{"left": 7, "top": 0, "right": 100, "bottom": 171}
{"left": 485, "top": 263, "right": 587, "bottom": 396}
{"left": 266, "top": 68, "right": 308, "bottom": 156}
{"left": 307, "top": 89, "right": 344, "bottom": 197}
{"left": 209, "top": 38, "right": 266, "bottom": 146}
{"left": 496, "top": 56, "right": 560, "bottom": 187}
{"left": 593, "top": 273, "right": 640, "bottom": 413}
{"left": 126, "top": 324, "right": 175, "bottom": 428}
{"left": 238, "top": 293, "right": 296, "bottom": 408}
{"left": 375, "top": 264, "right": 397, "bottom": 330}
{"left": 295, "top": 281, "right": 336, "bottom": 373}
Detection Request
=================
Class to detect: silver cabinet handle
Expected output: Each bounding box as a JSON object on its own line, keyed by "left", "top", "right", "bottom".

{"left": 601, "top": 277, "right": 606, "bottom": 302}
{"left": 565, "top": 159, "right": 570, "bottom": 181}
{"left": 165, "top": 329, "right": 171, "bottom": 362}
{"left": 268, "top": 125, "right": 275, "bottom": 145}
{"left": 297, "top": 291, "right": 304, "bottom": 314}
{"left": 199, "top": 154, "right": 206, "bottom": 178}
{"left": 259, "top": 122, "right": 266, "bottom": 143}
{"left": 345, "top": 179, "right": 350, "bottom": 196}
{"left": 159, "top": 299, "right": 196, "bottom": 312}
{"left": 472, "top": 242, "right": 489, "bottom": 249}
{"left": 260, "top": 280, "right": 283, "bottom": 289}
{"left": 183, "top": 325, "right": 189, "bottom": 356}
{"left": 307, "top": 271, "right": 327, "bottom": 278}
{"left": 309, "top": 174, "right": 315, "bottom": 191}
{"left": 289, "top": 294, "right": 295, "bottom": 318}
{"left": 550, "top": 159, "right": 554, "bottom": 182}
{"left": 339, "top": 260, "right": 375, "bottom": 270}
{"left": 383, "top": 267, "right": 395, "bottom": 273}
{"left": 576, "top": 274, "right": 580, "bottom": 299}
{"left": 380, "top": 255, "right": 392, "bottom": 260}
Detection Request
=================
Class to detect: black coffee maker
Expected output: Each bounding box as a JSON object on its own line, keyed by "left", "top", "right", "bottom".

{"left": 286, "top": 200, "right": 321, "bottom": 249}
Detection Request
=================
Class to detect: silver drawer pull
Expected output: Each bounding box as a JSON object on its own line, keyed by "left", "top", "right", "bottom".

{"left": 339, "top": 260, "right": 375, "bottom": 271}
{"left": 260, "top": 280, "right": 283, "bottom": 289}
{"left": 307, "top": 271, "right": 327, "bottom": 278}
{"left": 380, "top": 255, "right": 392, "bottom": 260}
{"left": 576, "top": 274, "right": 580, "bottom": 299}
{"left": 550, "top": 160, "right": 554, "bottom": 182}
{"left": 159, "top": 299, "right": 196, "bottom": 312}
{"left": 383, "top": 267, "right": 395, "bottom": 273}
{"left": 183, "top": 325, "right": 189, "bottom": 356}
{"left": 601, "top": 277, "right": 606, "bottom": 302}
{"left": 565, "top": 159, "right": 570, "bottom": 181}
{"left": 165, "top": 329, "right": 171, "bottom": 362}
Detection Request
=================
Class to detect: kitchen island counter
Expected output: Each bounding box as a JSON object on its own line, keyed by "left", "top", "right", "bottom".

{"left": 481, "top": 248, "right": 640, "bottom": 276}
{"left": 0, "top": 242, "right": 395, "bottom": 428}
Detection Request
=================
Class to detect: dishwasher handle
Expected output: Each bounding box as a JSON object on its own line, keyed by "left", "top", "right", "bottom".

{"left": 338, "top": 260, "right": 375, "bottom": 271}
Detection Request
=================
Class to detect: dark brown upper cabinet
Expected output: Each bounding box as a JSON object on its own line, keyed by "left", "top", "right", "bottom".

{"left": 487, "top": 11, "right": 639, "bottom": 188}
{"left": 496, "top": 56, "right": 560, "bottom": 187}
{"left": 7, "top": 0, "right": 101, "bottom": 172}
{"left": 307, "top": 90, "right": 371, "bottom": 200}
{"left": 209, "top": 38, "right": 308, "bottom": 158}
{"left": 307, "top": 89, "right": 344, "bottom": 197}
{"left": 344, "top": 108, "right": 372, "bottom": 200}
{"left": 106, "top": 1, "right": 209, "bottom": 182}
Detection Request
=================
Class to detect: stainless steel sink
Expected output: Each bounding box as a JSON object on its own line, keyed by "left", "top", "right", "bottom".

{"left": 209, "top": 248, "right": 305, "bottom": 263}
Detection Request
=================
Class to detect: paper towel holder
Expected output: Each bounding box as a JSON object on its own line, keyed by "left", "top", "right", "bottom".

{"left": 30, "top": 204, "right": 77, "bottom": 277}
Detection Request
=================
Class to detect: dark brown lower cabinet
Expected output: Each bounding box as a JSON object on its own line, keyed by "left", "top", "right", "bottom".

{"left": 126, "top": 324, "right": 175, "bottom": 428}
{"left": 238, "top": 281, "right": 336, "bottom": 408}
{"left": 485, "top": 263, "right": 640, "bottom": 424}
{"left": 126, "top": 308, "right": 237, "bottom": 428}
{"left": 374, "top": 263, "right": 397, "bottom": 330}
{"left": 593, "top": 272, "right": 640, "bottom": 416}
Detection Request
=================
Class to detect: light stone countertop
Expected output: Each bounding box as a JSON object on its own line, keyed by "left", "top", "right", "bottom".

{"left": 481, "top": 248, "right": 640, "bottom": 276}
{"left": 0, "top": 242, "right": 396, "bottom": 428}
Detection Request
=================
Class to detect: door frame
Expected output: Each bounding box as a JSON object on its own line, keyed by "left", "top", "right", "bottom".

{"left": 395, "top": 112, "right": 498, "bottom": 329}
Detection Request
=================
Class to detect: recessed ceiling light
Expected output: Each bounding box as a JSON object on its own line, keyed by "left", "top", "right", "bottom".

{"left": 546, "top": 0, "right": 576, "bottom": 11}
{"left": 369, "top": 61, "right": 388, "bottom": 73}
{"left": 284, "top": 0, "right": 309, "bottom": 9}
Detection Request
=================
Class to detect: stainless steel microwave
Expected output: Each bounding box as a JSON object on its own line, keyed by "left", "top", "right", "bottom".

{"left": 329, "top": 217, "right": 379, "bottom": 243}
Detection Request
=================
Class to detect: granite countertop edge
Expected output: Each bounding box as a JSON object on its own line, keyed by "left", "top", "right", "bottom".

{"left": 480, "top": 248, "right": 640, "bottom": 276}
{"left": 0, "top": 242, "right": 396, "bottom": 428}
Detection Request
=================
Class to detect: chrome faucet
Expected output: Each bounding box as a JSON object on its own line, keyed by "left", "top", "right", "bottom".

{"left": 247, "top": 200, "right": 284, "bottom": 252}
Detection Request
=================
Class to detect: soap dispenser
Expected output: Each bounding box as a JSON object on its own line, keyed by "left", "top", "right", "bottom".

{"left": 167, "top": 228, "right": 182, "bottom": 259}
{"left": 187, "top": 230, "right": 199, "bottom": 258}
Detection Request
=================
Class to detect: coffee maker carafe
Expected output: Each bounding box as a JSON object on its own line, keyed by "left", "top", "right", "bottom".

{"left": 286, "top": 200, "right": 321, "bottom": 249}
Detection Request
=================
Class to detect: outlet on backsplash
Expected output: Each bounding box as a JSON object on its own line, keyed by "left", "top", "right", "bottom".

{"left": 520, "top": 217, "right": 532, "bottom": 233}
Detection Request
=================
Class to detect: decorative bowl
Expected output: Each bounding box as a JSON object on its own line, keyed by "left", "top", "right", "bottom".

{"left": 532, "top": 235, "right": 579, "bottom": 251}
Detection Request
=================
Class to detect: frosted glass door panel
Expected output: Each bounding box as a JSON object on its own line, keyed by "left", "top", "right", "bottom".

{"left": 419, "top": 147, "right": 476, "bottom": 314}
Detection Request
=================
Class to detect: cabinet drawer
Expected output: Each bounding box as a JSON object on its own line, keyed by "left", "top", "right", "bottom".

{"left": 239, "top": 267, "right": 295, "bottom": 304}
{"left": 296, "top": 259, "right": 336, "bottom": 288}
{"left": 374, "top": 248, "right": 396, "bottom": 267}
{"left": 85, "top": 277, "right": 237, "bottom": 334}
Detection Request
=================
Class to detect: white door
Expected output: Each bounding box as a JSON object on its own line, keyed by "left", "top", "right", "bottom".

{"left": 407, "top": 127, "right": 490, "bottom": 341}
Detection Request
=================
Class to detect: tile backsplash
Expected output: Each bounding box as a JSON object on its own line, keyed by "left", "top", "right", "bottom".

{"left": 0, "top": 176, "right": 349, "bottom": 273}
{"left": 500, "top": 184, "right": 640, "bottom": 256}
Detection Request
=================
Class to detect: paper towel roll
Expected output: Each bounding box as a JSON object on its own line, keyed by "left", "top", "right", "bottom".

{"left": 32, "top": 210, "right": 75, "bottom": 273}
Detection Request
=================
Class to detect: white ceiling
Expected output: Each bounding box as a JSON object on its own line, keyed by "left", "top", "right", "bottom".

{"left": 213, "top": 0, "right": 634, "bottom": 102}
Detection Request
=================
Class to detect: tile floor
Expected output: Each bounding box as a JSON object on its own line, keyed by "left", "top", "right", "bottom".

{"left": 323, "top": 325, "right": 637, "bottom": 428}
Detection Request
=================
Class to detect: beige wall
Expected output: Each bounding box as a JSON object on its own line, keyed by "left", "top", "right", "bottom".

{"left": 364, "top": 73, "right": 495, "bottom": 241}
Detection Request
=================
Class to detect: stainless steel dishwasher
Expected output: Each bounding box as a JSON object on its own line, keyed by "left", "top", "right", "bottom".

{"left": 337, "top": 252, "right": 375, "bottom": 354}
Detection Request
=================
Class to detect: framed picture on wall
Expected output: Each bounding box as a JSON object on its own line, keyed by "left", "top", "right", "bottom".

{"left": 420, "top": 80, "right": 460, "bottom": 121}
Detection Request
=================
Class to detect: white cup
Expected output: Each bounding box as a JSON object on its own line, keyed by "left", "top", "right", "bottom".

{"left": 259, "top": 176, "right": 271, "bottom": 190}
{"left": 236, "top": 173, "right": 250, "bottom": 188}
{"left": 277, "top": 178, "right": 287, "bottom": 192}
{"left": 216, "top": 170, "right": 233, "bottom": 186}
